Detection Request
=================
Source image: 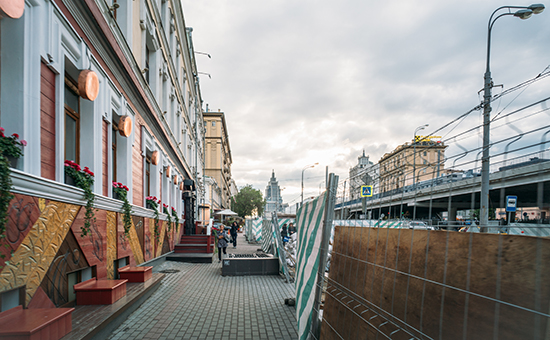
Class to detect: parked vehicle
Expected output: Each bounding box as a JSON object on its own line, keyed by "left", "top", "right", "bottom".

{"left": 408, "top": 221, "right": 436, "bottom": 230}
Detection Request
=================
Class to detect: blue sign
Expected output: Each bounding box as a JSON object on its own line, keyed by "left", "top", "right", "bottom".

{"left": 361, "top": 185, "right": 373, "bottom": 197}
{"left": 506, "top": 195, "right": 517, "bottom": 212}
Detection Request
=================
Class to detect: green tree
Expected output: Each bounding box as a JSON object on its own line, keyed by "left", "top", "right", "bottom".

{"left": 234, "top": 184, "right": 265, "bottom": 217}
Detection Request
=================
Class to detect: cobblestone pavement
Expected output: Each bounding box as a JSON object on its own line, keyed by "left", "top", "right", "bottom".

{"left": 108, "top": 238, "right": 297, "bottom": 340}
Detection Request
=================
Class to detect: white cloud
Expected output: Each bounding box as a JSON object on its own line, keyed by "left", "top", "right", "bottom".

{"left": 182, "top": 0, "right": 550, "bottom": 203}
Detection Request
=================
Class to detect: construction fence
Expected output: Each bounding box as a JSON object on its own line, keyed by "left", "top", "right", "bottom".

{"left": 320, "top": 226, "right": 550, "bottom": 340}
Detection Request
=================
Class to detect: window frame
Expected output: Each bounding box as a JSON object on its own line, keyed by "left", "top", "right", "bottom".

{"left": 64, "top": 76, "right": 81, "bottom": 164}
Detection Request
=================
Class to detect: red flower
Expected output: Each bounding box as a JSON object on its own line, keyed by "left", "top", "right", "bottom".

{"left": 12, "top": 133, "right": 19, "bottom": 139}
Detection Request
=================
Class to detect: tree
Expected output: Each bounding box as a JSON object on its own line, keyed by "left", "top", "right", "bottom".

{"left": 233, "top": 184, "right": 265, "bottom": 218}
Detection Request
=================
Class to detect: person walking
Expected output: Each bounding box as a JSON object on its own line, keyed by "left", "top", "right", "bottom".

{"left": 281, "top": 224, "right": 288, "bottom": 245}
{"left": 230, "top": 221, "right": 239, "bottom": 248}
{"left": 217, "top": 227, "right": 229, "bottom": 263}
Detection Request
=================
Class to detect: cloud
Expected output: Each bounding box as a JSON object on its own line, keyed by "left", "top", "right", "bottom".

{"left": 183, "top": 0, "right": 550, "bottom": 203}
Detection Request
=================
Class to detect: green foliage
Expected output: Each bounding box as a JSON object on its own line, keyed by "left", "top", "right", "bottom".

{"left": 0, "top": 155, "right": 13, "bottom": 245}
{"left": 233, "top": 184, "right": 265, "bottom": 217}
{"left": 65, "top": 160, "right": 95, "bottom": 236}
{"left": 146, "top": 197, "right": 160, "bottom": 242}
{"left": 113, "top": 182, "right": 132, "bottom": 236}
{"left": 163, "top": 204, "right": 172, "bottom": 232}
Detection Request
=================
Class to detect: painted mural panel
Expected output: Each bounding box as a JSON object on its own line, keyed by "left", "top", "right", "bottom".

{"left": 70, "top": 208, "right": 107, "bottom": 279}
{"left": 127, "top": 217, "right": 144, "bottom": 266}
{"left": 117, "top": 213, "right": 132, "bottom": 261}
{"left": 0, "top": 201, "right": 79, "bottom": 304}
{"left": 40, "top": 230, "right": 89, "bottom": 307}
{"left": 155, "top": 220, "right": 167, "bottom": 258}
{"left": 143, "top": 218, "right": 153, "bottom": 262}
{"left": 1, "top": 194, "right": 40, "bottom": 269}
{"left": 106, "top": 211, "right": 117, "bottom": 280}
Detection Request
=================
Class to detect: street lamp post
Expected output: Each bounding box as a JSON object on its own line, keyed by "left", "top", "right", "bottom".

{"left": 412, "top": 124, "right": 428, "bottom": 220}
{"left": 480, "top": 4, "right": 544, "bottom": 230}
{"left": 301, "top": 163, "right": 319, "bottom": 207}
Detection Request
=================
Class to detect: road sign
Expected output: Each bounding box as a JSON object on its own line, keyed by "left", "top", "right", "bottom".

{"left": 506, "top": 195, "right": 517, "bottom": 212}
{"left": 361, "top": 185, "right": 373, "bottom": 197}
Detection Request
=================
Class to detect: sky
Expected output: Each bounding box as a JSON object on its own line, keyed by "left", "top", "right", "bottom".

{"left": 181, "top": 1, "right": 550, "bottom": 207}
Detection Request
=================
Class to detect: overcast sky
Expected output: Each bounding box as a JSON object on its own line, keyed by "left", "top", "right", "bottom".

{"left": 181, "top": 1, "right": 550, "bottom": 206}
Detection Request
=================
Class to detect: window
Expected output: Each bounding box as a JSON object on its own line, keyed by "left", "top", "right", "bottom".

{"left": 145, "top": 45, "right": 150, "bottom": 84}
{"left": 0, "top": 287, "right": 25, "bottom": 312}
{"left": 112, "top": 115, "right": 119, "bottom": 183}
{"left": 423, "top": 151, "right": 427, "bottom": 156}
{"left": 64, "top": 76, "right": 80, "bottom": 163}
{"left": 145, "top": 155, "right": 151, "bottom": 197}
{"left": 212, "top": 121, "right": 216, "bottom": 127}
{"left": 67, "top": 266, "right": 95, "bottom": 303}
{"left": 114, "top": 257, "right": 128, "bottom": 279}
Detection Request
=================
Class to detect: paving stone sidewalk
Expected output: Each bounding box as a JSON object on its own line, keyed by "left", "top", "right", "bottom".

{"left": 108, "top": 237, "right": 297, "bottom": 340}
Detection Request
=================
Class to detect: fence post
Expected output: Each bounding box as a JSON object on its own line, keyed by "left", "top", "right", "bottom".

{"left": 311, "top": 173, "right": 339, "bottom": 339}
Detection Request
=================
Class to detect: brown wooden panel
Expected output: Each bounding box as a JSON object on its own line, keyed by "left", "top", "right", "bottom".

{"left": 40, "top": 96, "right": 55, "bottom": 119}
{"left": 132, "top": 123, "right": 143, "bottom": 206}
{"left": 40, "top": 62, "right": 56, "bottom": 181}
{"left": 323, "top": 227, "right": 550, "bottom": 340}
{"left": 40, "top": 73, "right": 56, "bottom": 99}
{"left": 102, "top": 120, "right": 108, "bottom": 197}
{"left": 40, "top": 62, "right": 55, "bottom": 84}
{"left": 40, "top": 106, "right": 55, "bottom": 131}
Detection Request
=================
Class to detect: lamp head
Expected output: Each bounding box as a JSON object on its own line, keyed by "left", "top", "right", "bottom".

{"left": 514, "top": 9, "right": 533, "bottom": 19}
{"left": 528, "top": 4, "right": 545, "bottom": 14}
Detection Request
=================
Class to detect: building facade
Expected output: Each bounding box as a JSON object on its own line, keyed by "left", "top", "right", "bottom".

{"left": 349, "top": 151, "right": 380, "bottom": 200}
{"left": 204, "top": 109, "right": 233, "bottom": 209}
{"left": 379, "top": 137, "right": 447, "bottom": 193}
{"left": 0, "top": 0, "right": 207, "bottom": 310}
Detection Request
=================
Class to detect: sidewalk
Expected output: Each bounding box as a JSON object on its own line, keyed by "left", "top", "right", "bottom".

{"left": 108, "top": 236, "right": 298, "bottom": 340}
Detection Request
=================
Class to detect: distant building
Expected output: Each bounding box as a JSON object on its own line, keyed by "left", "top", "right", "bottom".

{"left": 265, "top": 170, "right": 284, "bottom": 213}
{"left": 349, "top": 151, "right": 380, "bottom": 200}
{"left": 204, "top": 109, "right": 233, "bottom": 209}
{"left": 379, "top": 137, "right": 447, "bottom": 193}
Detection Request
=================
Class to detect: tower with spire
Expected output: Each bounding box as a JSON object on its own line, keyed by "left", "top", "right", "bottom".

{"left": 265, "top": 170, "right": 284, "bottom": 213}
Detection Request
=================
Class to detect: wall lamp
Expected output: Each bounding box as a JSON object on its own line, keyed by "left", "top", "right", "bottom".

{"left": 195, "top": 51, "right": 211, "bottom": 58}
{"left": 197, "top": 72, "right": 211, "bottom": 79}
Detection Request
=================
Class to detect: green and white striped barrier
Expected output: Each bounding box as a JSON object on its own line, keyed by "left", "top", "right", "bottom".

{"left": 295, "top": 192, "right": 326, "bottom": 340}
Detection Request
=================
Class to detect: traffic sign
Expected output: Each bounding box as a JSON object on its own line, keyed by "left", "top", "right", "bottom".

{"left": 361, "top": 185, "right": 373, "bottom": 197}
{"left": 506, "top": 195, "right": 517, "bottom": 212}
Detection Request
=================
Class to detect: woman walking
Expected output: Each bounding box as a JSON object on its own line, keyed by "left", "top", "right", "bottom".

{"left": 217, "top": 226, "right": 229, "bottom": 263}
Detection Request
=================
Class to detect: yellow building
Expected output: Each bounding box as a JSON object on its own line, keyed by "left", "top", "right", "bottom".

{"left": 204, "top": 109, "right": 233, "bottom": 209}
{"left": 379, "top": 137, "right": 447, "bottom": 192}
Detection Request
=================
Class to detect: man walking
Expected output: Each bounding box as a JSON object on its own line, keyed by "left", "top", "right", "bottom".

{"left": 230, "top": 221, "right": 239, "bottom": 248}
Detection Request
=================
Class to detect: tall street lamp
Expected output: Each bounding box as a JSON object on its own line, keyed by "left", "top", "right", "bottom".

{"left": 301, "top": 163, "right": 319, "bottom": 207}
{"left": 480, "top": 4, "right": 544, "bottom": 230}
{"left": 412, "top": 124, "right": 428, "bottom": 220}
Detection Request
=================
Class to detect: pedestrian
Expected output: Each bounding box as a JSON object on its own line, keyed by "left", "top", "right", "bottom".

{"left": 288, "top": 222, "right": 296, "bottom": 236}
{"left": 217, "top": 227, "right": 228, "bottom": 262}
{"left": 230, "top": 221, "right": 239, "bottom": 248}
{"left": 281, "top": 224, "right": 288, "bottom": 245}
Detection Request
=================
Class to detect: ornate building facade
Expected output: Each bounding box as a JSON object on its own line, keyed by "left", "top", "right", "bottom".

{"left": 0, "top": 0, "right": 207, "bottom": 310}
{"left": 379, "top": 138, "right": 447, "bottom": 193}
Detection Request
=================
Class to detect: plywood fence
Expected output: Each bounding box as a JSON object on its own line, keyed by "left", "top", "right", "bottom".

{"left": 321, "top": 226, "right": 550, "bottom": 340}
